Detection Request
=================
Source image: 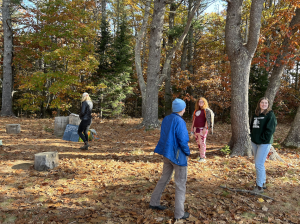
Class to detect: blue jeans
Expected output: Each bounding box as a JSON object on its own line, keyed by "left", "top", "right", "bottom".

{"left": 251, "top": 141, "right": 271, "bottom": 187}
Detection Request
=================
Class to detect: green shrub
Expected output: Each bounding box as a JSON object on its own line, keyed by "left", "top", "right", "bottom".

{"left": 220, "top": 145, "right": 231, "bottom": 155}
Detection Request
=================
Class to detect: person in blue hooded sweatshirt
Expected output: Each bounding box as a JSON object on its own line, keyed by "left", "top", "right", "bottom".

{"left": 149, "top": 98, "right": 190, "bottom": 221}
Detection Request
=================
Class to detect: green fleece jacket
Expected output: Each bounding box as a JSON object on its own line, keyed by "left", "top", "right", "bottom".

{"left": 250, "top": 110, "right": 277, "bottom": 144}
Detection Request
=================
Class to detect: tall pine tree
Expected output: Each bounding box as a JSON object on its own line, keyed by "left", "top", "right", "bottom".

{"left": 95, "top": 17, "right": 133, "bottom": 117}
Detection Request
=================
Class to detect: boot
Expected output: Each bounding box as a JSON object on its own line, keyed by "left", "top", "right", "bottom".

{"left": 80, "top": 141, "right": 89, "bottom": 150}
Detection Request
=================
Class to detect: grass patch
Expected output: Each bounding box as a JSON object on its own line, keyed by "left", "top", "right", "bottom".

{"left": 241, "top": 212, "right": 256, "bottom": 219}
{"left": 221, "top": 190, "right": 230, "bottom": 197}
{"left": 43, "top": 126, "right": 53, "bottom": 132}
{"left": 3, "top": 215, "right": 17, "bottom": 223}
{"left": 0, "top": 198, "right": 15, "bottom": 208}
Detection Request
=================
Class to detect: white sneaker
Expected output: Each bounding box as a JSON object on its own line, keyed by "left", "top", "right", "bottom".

{"left": 198, "top": 158, "right": 206, "bottom": 163}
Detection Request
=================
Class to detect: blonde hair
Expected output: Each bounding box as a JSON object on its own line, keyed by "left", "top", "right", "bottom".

{"left": 195, "top": 97, "right": 209, "bottom": 111}
{"left": 255, "top": 97, "right": 271, "bottom": 116}
{"left": 81, "top": 92, "right": 92, "bottom": 103}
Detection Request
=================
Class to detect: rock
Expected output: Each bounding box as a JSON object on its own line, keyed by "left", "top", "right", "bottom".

{"left": 54, "top": 116, "right": 69, "bottom": 137}
{"left": 34, "top": 152, "right": 59, "bottom": 171}
{"left": 268, "top": 146, "right": 284, "bottom": 162}
{"left": 69, "top": 113, "right": 81, "bottom": 126}
{"left": 6, "top": 124, "right": 21, "bottom": 134}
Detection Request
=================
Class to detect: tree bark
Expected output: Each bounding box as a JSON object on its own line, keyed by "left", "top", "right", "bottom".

{"left": 1, "top": 0, "right": 14, "bottom": 116}
{"left": 164, "top": 2, "right": 178, "bottom": 116}
{"left": 142, "top": 0, "right": 167, "bottom": 128}
{"left": 283, "top": 105, "right": 300, "bottom": 148}
{"left": 134, "top": 0, "right": 151, "bottom": 119}
{"left": 225, "top": 0, "right": 264, "bottom": 156}
{"left": 264, "top": 8, "right": 300, "bottom": 108}
{"left": 136, "top": 0, "right": 202, "bottom": 128}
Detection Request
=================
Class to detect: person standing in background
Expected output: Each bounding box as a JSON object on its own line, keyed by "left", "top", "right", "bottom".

{"left": 191, "top": 97, "right": 214, "bottom": 162}
{"left": 78, "top": 92, "right": 93, "bottom": 150}
{"left": 250, "top": 97, "right": 277, "bottom": 193}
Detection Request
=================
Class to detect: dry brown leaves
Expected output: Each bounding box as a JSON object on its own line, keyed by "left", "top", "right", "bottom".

{"left": 0, "top": 117, "right": 299, "bottom": 223}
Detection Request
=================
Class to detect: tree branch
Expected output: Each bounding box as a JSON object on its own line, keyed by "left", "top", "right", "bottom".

{"left": 219, "top": 185, "right": 275, "bottom": 201}
{"left": 158, "top": 0, "right": 202, "bottom": 86}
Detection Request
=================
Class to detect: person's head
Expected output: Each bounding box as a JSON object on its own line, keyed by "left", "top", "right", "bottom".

{"left": 81, "top": 92, "right": 92, "bottom": 102}
{"left": 255, "top": 97, "right": 271, "bottom": 116}
{"left": 195, "top": 97, "right": 208, "bottom": 110}
{"left": 172, "top": 98, "right": 186, "bottom": 115}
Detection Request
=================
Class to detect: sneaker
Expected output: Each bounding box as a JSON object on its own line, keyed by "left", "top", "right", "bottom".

{"left": 253, "top": 185, "right": 264, "bottom": 193}
{"left": 198, "top": 158, "right": 206, "bottom": 163}
{"left": 80, "top": 144, "right": 89, "bottom": 150}
{"left": 176, "top": 212, "right": 190, "bottom": 220}
{"left": 263, "top": 183, "right": 267, "bottom": 189}
{"left": 149, "top": 205, "right": 167, "bottom": 210}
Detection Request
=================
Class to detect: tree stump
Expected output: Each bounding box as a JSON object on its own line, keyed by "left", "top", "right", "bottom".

{"left": 6, "top": 124, "right": 21, "bottom": 134}
{"left": 69, "top": 113, "right": 81, "bottom": 126}
{"left": 34, "top": 152, "right": 59, "bottom": 171}
{"left": 54, "top": 116, "right": 69, "bottom": 137}
{"left": 267, "top": 146, "right": 284, "bottom": 162}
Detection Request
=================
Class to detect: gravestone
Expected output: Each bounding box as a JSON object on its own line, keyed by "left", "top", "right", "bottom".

{"left": 69, "top": 113, "right": 81, "bottom": 126}
{"left": 62, "top": 124, "right": 80, "bottom": 142}
{"left": 54, "top": 116, "right": 69, "bottom": 137}
{"left": 34, "top": 152, "right": 59, "bottom": 171}
{"left": 6, "top": 124, "right": 21, "bottom": 134}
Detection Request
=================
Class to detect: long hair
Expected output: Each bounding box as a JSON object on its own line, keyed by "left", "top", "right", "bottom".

{"left": 81, "top": 93, "right": 92, "bottom": 103}
{"left": 195, "top": 97, "right": 209, "bottom": 111}
{"left": 255, "top": 97, "right": 271, "bottom": 116}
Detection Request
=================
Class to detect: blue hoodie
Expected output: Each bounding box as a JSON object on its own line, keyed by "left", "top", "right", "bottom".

{"left": 154, "top": 113, "right": 190, "bottom": 166}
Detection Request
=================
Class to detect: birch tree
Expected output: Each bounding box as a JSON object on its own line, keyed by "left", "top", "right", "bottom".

{"left": 225, "top": 0, "right": 264, "bottom": 156}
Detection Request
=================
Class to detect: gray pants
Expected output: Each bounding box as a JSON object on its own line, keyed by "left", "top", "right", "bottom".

{"left": 150, "top": 157, "right": 187, "bottom": 219}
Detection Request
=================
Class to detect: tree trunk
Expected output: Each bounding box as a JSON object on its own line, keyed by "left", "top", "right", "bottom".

{"left": 164, "top": 3, "right": 177, "bottom": 116}
{"left": 264, "top": 8, "right": 300, "bottom": 108}
{"left": 283, "top": 105, "right": 300, "bottom": 148}
{"left": 142, "top": 0, "right": 167, "bottom": 128}
{"left": 1, "top": 0, "right": 14, "bottom": 116}
{"left": 225, "top": 0, "right": 264, "bottom": 156}
{"left": 134, "top": 0, "right": 151, "bottom": 119}
{"left": 135, "top": 0, "right": 202, "bottom": 128}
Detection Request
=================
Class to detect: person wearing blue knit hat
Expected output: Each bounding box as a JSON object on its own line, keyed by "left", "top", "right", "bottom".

{"left": 149, "top": 98, "right": 190, "bottom": 221}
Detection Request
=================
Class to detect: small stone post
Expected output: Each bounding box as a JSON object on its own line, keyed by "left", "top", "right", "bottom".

{"left": 34, "top": 152, "right": 59, "bottom": 171}
{"left": 6, "top": 124, "right": 21, "bottom": 134}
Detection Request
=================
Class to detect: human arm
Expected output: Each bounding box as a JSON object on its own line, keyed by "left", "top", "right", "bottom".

{"left": 191, "top": 115, "right": 195, "bottom": 133}
{"left": 261, "top": 112, "right": 277, "bottom": 143}
{"left": 176, "top": 119, "right": 190, "bottom": 156}
{"left": 79, "top": 102, "right": 87, "bottom": 119}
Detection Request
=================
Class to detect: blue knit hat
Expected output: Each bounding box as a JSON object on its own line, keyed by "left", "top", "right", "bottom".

{"left": 172, "top": 98, "right": 186, "bottom": 112}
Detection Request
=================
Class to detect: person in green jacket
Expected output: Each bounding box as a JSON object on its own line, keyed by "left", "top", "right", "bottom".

{"left": 250, "top": 97, "right": 277, "bottom": 193}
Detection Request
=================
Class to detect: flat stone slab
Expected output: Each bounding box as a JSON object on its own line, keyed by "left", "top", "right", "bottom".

{"left": 6, "top": 124, "right": 21, "bottom": 134}
{"left": 34, "top": 152, "right": 59, "bottom": 171}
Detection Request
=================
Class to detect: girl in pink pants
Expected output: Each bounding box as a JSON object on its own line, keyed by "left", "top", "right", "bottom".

{"left": 191, "top": 97, "right": 214, "bottom": 162}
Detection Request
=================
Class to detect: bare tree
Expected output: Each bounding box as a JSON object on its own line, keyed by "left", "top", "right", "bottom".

{"left": 225, "top": 0, "right": 264, "bottom": 156}
{"left": 265, "top": 8, "right": 300, "bottom": 108}
{"left": 135, "top": 0, "right": 202, "bottom": 128}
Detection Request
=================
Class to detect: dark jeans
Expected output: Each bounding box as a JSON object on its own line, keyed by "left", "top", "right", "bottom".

{"left": 78, "top": 119, "right": 91, "bottom": 142}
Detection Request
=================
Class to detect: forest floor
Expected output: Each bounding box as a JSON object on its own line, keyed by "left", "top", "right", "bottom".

{"left": 0, "top": 117, "right": 299, "bottom": 224}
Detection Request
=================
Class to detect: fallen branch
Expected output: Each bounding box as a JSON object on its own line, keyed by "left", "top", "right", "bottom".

{"left": 219, "top": 185, "right": 275, "bottom": 201}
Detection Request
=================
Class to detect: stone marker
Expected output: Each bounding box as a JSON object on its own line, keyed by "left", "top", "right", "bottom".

{"left": 6, "top": 124, "right": 21, "bottom": 134}
{"left": 69, "top": 113, "right": 81, "bottom": 126}
{"left": 54, "top": 116, "right": 69, "bottom": 137}
{"left": 34, "top": 152, "right": 59, "bottom": 171}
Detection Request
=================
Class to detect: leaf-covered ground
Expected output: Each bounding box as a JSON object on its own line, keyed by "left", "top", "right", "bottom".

{"left": 0, "top": 117, "right": 299, "bottom": 224}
